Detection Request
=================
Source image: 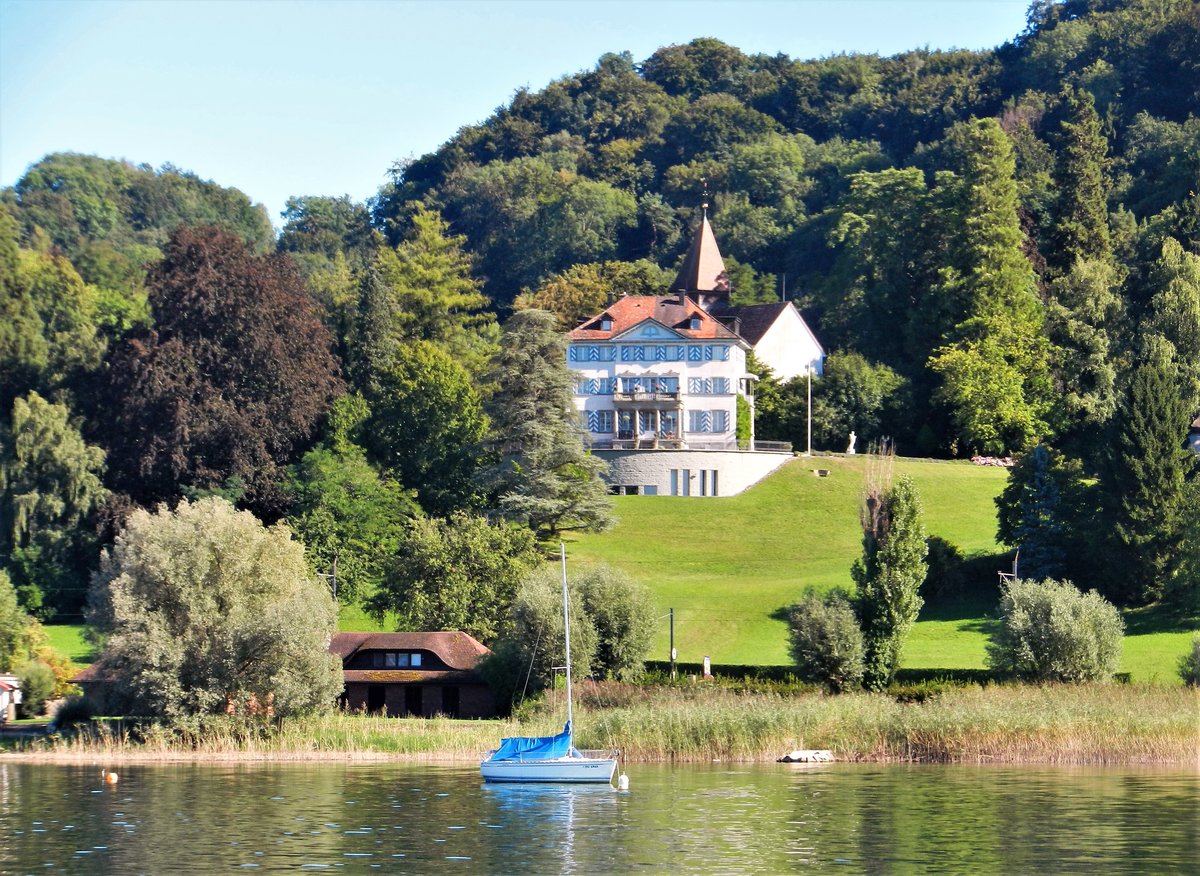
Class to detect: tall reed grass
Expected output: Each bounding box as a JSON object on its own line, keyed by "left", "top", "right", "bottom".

{"left": 5, "top": 683, "right": 1195, "bottom": 765}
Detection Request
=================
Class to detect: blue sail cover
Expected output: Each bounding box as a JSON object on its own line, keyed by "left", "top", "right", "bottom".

{"left": 488, "top": 722, "right": 575, "bottom": 762}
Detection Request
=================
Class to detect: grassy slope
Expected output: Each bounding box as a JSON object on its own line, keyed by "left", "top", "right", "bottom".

{"left": 47, "top": 456, "right": 1196, "bottom": 682}
{"left": 566, "top": 455, "right": 1195, "bottom": 682}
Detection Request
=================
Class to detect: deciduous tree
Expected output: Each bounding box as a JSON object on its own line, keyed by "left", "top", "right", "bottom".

{"left": 86, "top": 497, "right": 342, "bottom": 719}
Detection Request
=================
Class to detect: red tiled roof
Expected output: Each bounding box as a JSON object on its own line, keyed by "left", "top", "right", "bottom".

{"left": 568, "top": 295, "right": 742, "bottom": 342}
{"left": 329, "top": 631, "right": 490, "bottom": 670}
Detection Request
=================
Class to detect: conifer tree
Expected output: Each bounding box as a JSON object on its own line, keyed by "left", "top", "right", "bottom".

{"left": 929, "top": 118, "right": 1052, "bottom": 455}
{"left": 1146, "top": 238, "right": 1200, "bottom": 414}
{"left": 1102, "top": 355, "right": 1195, "bottom": 605}
{"left": 1010, "top": 444, "right": 1068, "bottom": 581}
{"left": 480, "top": 309, "right": 615, "bottom": 538}
{"left": 1051, "top": 86, "right": 1112, "bottom": 271}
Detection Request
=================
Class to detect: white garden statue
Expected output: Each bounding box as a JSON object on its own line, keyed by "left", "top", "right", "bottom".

{"left": 847, "top": 431, "right": 857, "bottom": 454}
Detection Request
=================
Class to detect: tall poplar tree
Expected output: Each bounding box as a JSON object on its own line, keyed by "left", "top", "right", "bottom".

{"left": 852, "top": 467, "right": 928, "bottom": 690}
{"left": 480, "top": 309, "right": 614, "bottom": 538}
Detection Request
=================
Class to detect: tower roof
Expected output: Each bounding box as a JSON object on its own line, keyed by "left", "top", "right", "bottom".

{"left": 670, "top": 211, "right": 730, "bottom": 296}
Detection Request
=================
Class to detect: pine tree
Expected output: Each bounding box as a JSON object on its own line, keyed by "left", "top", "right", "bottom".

{"left": 1011, "top": 444, "right": 1068, "bottom": 581}
{"left": 852, "top": 467, "right": 928, "bottom": 690}
{"left": 480, "top": 309, "right": 615, "bottom": 538}
{"left": 1146, "top": 238, "right": 1200, "bottom": 414}
{"left": 1051, "top": 86, "right": 1112, "bottom": 271}
{"left": 1103, "top": 355, "right": 1195, "bottom": 605}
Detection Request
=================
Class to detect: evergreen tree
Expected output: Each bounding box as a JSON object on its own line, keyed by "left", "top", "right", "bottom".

{"left": 1010, "top": 444, "right": 1067, "bottom": 581}
{"left": 1051, "top": 86, "right": 1112, "bottom": 272}
{"left": 481, "top": 310, "right": 615, "bottom": 537}
{"left": 929, "top": 119, "right": 1052, "bottom": 455}
{"left": 1145, "top": 238, "right": 1200, "bottom": 413}
{"left": 852, "top": 469, "right": 928, "bottom": 690}
{"left": 1102, "top": 355, "right": 1195, "bottom": 605}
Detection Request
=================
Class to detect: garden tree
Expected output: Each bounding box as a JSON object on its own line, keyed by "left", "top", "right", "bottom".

{"left": 0, "top": 392, "right": 108, "bottom": 618}
{"left": 361, "top": 340, "right": 487, "bottom": 516}
{"left": 481, "top": 563, "right": 599, "bottom": 708}
{"left": 852, "top": 466, "right": 928, "bottom": 690}
{"left": 371, "top": 204, "right": 499, "bottom": 377}
{"left": 100, "top": 226, "right": 344, "bottom": 520}
{"left": 348, "top": 264, "right": 396, "bottom": 393}
{"left": 0, "top": 214, "right": 106, "bottom": 411}
{"left": 480, "top": 310, "right": 615, "bottom": 537}
{"left": 929, "top": 119, "right": 1053, "bottom": 455}
{"left": 284, "top": 443, "right": 417, "bottom": 608}
{"left": 86, "top": 497, "right": 342, "bottom": 720}
{"left": 811, "top": 352, "right": 906, "bottom": 450}
{"left": 1144, "top": 238, "right": 1200, "bottom": 413}
{"left": 786, "top": 588, "right": 866, "bottom": 693}
{"left": 512, "top": 259, "right": 671, "bottom": 329}
{"left": 365, "top": 513, "right": 542, "bottom": 643}
{"left": 995, "top": 442, "right": 1091, "bottom": 582}
{"left": 1101, "top": 354, "right": 1196, "bottom": 605}
{"left": 576, "top": 563, "right": 656, "bottom": 681}
{"left": 1180, "top": 634, "right": 1200, "bottom": 687}
{"left": 986, "top": 578, "right": 1124, "bottom": 683}
{"left": 1173, "top": 477, "right": 1200, "bottom": 610}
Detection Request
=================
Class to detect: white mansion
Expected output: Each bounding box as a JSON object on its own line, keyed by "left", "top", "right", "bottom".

{"left": 566, "top": 212, "right": 824, "bottom": 497}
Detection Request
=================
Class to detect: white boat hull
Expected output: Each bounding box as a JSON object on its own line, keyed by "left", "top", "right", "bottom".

{"left": 480, "top": 756, "right": 617, "bottom": 784}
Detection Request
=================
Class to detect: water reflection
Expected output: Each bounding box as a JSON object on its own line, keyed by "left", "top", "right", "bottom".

{"left": 0, "top": 761, "right": 1196, "bottom": 873}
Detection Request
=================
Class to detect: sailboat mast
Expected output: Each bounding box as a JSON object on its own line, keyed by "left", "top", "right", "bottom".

{"left": 560, "top": 542, "right": 573, "bottom": 731}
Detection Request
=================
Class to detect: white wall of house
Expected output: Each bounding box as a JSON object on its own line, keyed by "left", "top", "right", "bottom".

{"left": 597, "top": 448, "right": 794, "bottom": 496}
{"left": 570, "top": 331, "right": 750, "bottom": 446}
{"left": 752, "top": 305, "right": 825, "bottom": 382}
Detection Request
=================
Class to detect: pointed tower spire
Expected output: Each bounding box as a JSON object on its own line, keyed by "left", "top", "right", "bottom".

{"left": 670, "top": 193, "right": 730, "bottom": 311}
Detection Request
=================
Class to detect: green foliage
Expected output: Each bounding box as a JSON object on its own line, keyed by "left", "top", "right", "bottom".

{"left": 987, "top": 578, "right": 1124, "bottom": 683}
{"left": 1178, "top": 634, "right": 1200, "bottom": 687}
{"left": 507, "top": 563, "right": 598, "bottom": 690}
{"left": 371, "top": 204, "right": 498, "bottom": 377}
{"left": 481, "top": 310, "right": 615, "bottom": 537}
{"left": 16, "top": 659, "right": 55, "bottom": 718}
{"left": 812, "top": 352, "right": 906, "bottom": 449}
{"left": 786, "top": 588, "right": 865, "bottom": 692}
{"left": 364, "top": 513, "right": 542, "bottom": 643}
{"left": 284, "top": 445, "right": 416, "bottom": 606}
{"left": 362, "top": 340, "right": 487, "bottom": 516}
{"left": 0, "top": 569, "right": 32, "bottom": 672}
{"left": 1101, "top": 355, "right": 1195, "bottom": 605}
{"left": 577, "top": 563, "right": 656, "bottom": 681}
{"left": 513, "top": 259, "right": 671, "bottom": 329}
{"left": 853, "top": 472, "right": 928, "bottom": 690}
{"left": 86, "top": 496, "right": 342, "bottom": 719}
{"left": 1145, "top": 238, "right": 1200, "bottom": 413}
{"left": 0, "top": 392, "right": 108, "bottom": 618}
{"left": 1002, "top": 444, "right": 1068, "bottom": 581}
{"left": 100, "top": 225, "right": 343, "bottom": 518}
{"left": 736, "top": 394, "right": 753, "bottom": 445}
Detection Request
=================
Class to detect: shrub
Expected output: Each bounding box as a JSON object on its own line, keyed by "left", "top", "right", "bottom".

{"left": 987, "top": 578, "right": 1124, "bottom": 682}
{"left": 1179, "top": 634, "right": 1200, "bottom": 687}
{"left": 578, "top": 564, "right": 656, "bottom": 681}
{"left": 50, "top": 694, "right": 96, "bottom": 727}
{"left": 17, "top": 659, "right": 56, "bottom": 717}
{"left": 786, "top": 588, "right": 865, "bottom": 692}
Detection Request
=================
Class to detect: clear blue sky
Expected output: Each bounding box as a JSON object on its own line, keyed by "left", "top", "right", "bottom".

{"left": 0, "top": 0, "right": 1030, "bottom": 229}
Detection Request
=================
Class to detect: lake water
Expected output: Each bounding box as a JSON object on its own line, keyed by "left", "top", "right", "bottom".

{"left": 1, "top": 761, "right": 1196, "bottom": 873}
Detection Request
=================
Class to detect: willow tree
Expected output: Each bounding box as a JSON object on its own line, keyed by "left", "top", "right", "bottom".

{"left": 87, "top": 497, "right": 341, "bottom": 719}
{"left": 0, "top": 392, "right": 107, "bottom": 617}
{"left": 480, "top": 309, "right": 614, "bottom": 537}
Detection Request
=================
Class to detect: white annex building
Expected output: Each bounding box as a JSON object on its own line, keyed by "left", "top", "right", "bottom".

{"left": 566, "top": 211, "right": 824, "bottom": 497}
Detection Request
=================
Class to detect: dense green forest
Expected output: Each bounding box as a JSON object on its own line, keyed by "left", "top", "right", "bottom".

{"left": 1, "top": 0, "right": 1196, "bottom": 631}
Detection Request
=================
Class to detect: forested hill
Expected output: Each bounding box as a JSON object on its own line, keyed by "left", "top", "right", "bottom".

{"left": 1, "top": 0, "right": 1198, "bottom": 624}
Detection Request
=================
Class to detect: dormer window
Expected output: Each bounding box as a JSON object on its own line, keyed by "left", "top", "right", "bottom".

{"left": 689, "top": 316, "right": 702, "bottom": 331}
{"left": 600, "top": 316, "right": 613, "bottom": 331}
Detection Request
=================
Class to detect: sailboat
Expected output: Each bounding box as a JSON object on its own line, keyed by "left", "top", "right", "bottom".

{"left": 480, "top": 545, "right": 619, "bottom": 784}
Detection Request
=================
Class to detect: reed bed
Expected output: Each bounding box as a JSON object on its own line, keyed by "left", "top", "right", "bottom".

{"left": 577, "top": 683, "right": 1199, "bottom": 765}
{"left": 4, "top": 683, "right": 1196, "bottom": 765}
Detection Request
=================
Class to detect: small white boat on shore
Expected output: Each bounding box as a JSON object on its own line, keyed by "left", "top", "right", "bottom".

{"left": 480, "top": 545, "right": 618, "bottom": 785}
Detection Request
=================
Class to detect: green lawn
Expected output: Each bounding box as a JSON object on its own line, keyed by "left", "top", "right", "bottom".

{"left": 38, "top": 456, "right": 1197, "bottom": 684}
{"left": 566, "top": 454, "right": 1197, "bottom": 683}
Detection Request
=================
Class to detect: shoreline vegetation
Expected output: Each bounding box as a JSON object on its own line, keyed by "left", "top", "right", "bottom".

{"left": 4, "top": 683, "right": 1196, "bottom": 767}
